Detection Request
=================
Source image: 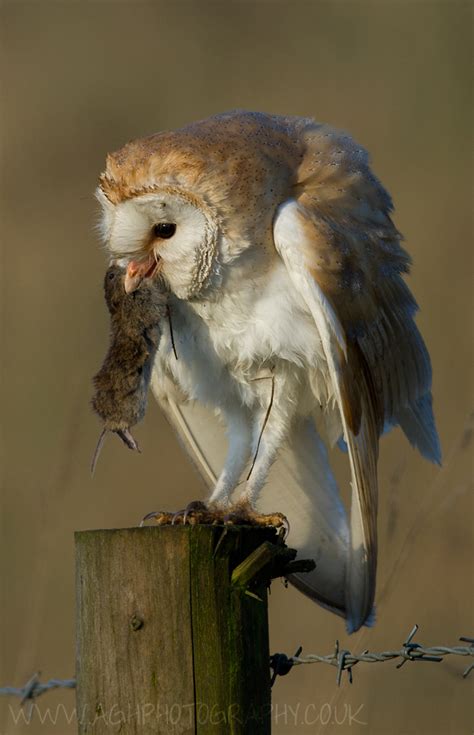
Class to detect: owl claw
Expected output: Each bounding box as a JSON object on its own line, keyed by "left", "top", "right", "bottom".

{"left": 183, "top": 500, "right": 208, "bottom": 524}
{"left": 140, "top": 501, "right": 211, "bottom": 527}
{"left": 140, "top": 510, "right": 174, "bottom": 526}
{"left": 223, "top": 500, "right": 289, "bottom": 538}
{"left": 171, "top": 500, "right": 209, "bottom": 525}
{"left": 139, "top": 500, "right": 288, "bottom": 537}
{"left": 171, "top": 510, "right": 184, "bottom": 526}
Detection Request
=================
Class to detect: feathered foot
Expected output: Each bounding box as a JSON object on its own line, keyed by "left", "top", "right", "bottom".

{"left": 224, "top": 499, "right": 289, "bottom": 537}
{"left": 140, "top": 499, "right": 288, "bottom": 536}
{"left": 140, "top": 501, "right": 221, "bottom": 527}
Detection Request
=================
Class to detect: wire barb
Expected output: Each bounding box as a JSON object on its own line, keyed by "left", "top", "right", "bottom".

{"left": 0, "top": 674, "right": 76, "bottom": 703}
{"left": 271, "top": 625, "right": 474, "bottom": 686}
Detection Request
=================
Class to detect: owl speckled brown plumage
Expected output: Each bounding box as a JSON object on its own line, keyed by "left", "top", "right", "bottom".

{"left": 96, "top": 111, "right": 440, "bottom": 632}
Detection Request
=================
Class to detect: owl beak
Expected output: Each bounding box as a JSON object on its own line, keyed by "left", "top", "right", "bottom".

{"left": 124, "top": 254, "right": 158, "bottom": 293}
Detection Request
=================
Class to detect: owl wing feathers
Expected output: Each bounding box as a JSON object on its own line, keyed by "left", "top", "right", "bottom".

{"left": 151, "top": 371, "right": 219, "bottom": 488}
{"left": 273, "top": 158, "right": 440, "bottom": 629}
{"left": 290, "top": 125, "right": 440, "bottom": 464}
{"left": 274, "top": 199, "right": 381, "bottom": 631}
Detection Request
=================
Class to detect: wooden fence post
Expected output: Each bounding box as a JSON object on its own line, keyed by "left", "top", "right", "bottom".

{"left": 75, "top": 524, "right": 305, "bottom": 734}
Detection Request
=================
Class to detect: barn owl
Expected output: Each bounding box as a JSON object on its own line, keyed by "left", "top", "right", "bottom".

{"left": 96, "top": 111, "right": 440, "bottom": 633}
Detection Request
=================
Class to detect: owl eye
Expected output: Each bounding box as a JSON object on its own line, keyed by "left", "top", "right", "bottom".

{"left": 153, "top": 222, "right": 176, "bottom": 239}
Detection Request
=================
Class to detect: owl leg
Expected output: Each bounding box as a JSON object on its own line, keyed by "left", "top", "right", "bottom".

{"left": 244, "top": 413, "right": 289, "bottom": 506}
{"left": 141, "top": 396, "right": 289, "bottom": 530}
{"left": 222, "top": 443, "right": 289, "bottom": 531}
{"left": 141, "top": 410, "right": 251, "bottom": 526}
{"left": 142, "top": 410, "right": 252, "bottom": 526}
{"left": 237, "top": 384, "right": 294, "bottom": 518}
{"left": 208, "top": 409, "right": 252, "bottom": 505}
{"left": 222, "top": 402, "right": 291, "bottom": 533}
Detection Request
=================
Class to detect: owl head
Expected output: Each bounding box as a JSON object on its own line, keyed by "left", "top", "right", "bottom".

{"left": 96, "top": 116, "right": 287, "bottom": 297}
{"left": 96, "top": 183, "right": 221, "bottom": 300}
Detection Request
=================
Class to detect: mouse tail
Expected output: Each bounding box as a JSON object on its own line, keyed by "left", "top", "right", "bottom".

{"left": 90, "top": 427, "right": 108, "bottom": 476}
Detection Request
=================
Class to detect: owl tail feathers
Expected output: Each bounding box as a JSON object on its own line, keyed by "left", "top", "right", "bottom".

{"left": 345, "top": 478, "right": 378, "bottom": 634}
{"left": 342, "top": 423, "right": 380, "bottom": 632}
{"left": 340, "top": 369, "right": 381, "bottom": 634}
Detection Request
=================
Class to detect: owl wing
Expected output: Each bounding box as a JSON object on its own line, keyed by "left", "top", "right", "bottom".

{"left": 273, "top": 179, "right": 440, "bottom": 631}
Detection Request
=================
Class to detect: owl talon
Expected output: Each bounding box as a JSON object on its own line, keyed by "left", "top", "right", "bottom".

{"left": 223, "top": 500, "right": 289, "bottom": 537}
{"left": 183, "top": 500, "right": 208, "bottom": 524}
{"left": 139, "top": 501, "right": 288, "bottom": 536}
{"left": 171, "top": 511, "right": 185, "bottom": 525}
{"left": 141, "top": 501, "right": 214, "bottom": 527}
{"left": 139, "top": 510, "right": 174, "bottom": 526}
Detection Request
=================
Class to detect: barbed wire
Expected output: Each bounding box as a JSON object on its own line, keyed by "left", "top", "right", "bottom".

{"left": 271, "top": 625, "right": 474, "bottom": 686}
{"left": 0, "top": 673, "right": 76, "bottom": 705}
{"left": 1, "top": 626, "right": 472, "bottom": 705}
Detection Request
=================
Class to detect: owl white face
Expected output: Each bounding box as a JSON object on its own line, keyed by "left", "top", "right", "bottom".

{"left": 97, "top": 188, "right": 219, "bottom": 299}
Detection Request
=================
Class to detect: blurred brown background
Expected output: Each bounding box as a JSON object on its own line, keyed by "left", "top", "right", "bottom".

{"left": 1, "top": 2, "right": 472, "bottom": 733}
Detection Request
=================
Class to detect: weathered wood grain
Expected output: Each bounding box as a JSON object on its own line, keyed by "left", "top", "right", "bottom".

{"left": 76, "top": 525, "right": 280, "bottom": 734}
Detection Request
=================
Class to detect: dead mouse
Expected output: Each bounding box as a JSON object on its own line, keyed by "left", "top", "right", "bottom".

{"left": 91, "top": 264, "right": 167, "bottom": 473}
